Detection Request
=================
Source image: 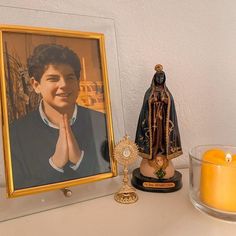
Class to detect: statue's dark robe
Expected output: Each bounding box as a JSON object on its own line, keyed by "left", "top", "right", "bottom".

{"left": 135, "top": 73, "right": 182, "bottom": 160}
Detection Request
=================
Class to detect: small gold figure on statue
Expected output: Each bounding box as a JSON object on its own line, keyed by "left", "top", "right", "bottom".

{"left": 131, "top": 64, "right": 183, "bottom": 192}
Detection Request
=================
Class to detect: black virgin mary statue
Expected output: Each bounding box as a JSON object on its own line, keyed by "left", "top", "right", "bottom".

{"left": 131, "top": 64, "right": 183, "bottom": 192}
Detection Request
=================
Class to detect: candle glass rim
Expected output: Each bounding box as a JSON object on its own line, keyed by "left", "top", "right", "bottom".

{"left": 189, "top": 144, "right": 236, "bottom": 168}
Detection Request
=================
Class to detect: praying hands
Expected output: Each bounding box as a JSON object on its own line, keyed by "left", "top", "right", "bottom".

{"left": 51, "top": 114, "right": 82, "bottom": 169}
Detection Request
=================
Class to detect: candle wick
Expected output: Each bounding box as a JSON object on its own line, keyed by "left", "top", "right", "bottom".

{"left": 225, "top": 153, "right": 232, "bottom": 163}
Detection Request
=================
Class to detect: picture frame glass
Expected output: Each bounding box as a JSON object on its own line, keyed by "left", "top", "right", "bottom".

{"left": 0, "top": 6, "right": 124, "bottom": 222}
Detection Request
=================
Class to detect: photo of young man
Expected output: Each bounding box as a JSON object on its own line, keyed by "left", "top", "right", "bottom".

{"left": 10, "top": 43, "right": 110, "bottom": 190}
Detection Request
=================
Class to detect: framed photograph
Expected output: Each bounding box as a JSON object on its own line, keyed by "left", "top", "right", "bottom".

{"left": 0, "top": 25, "right": 116, "bottom": 198}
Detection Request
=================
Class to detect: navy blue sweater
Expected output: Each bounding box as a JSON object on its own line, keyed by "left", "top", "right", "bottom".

{"left": 10, "top": 106, "right": 110, "bottom": 190}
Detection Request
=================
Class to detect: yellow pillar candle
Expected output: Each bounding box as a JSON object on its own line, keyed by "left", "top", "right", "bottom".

{"left": 200, "top": 149, "right": 236, "bottom": 212}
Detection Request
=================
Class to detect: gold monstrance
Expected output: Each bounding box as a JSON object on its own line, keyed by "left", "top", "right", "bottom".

{"left": 113, "top": 135, "right": 139, "bottom": 204}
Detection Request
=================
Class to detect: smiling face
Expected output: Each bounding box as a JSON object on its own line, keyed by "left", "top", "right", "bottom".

{"left": 31, "top": 63, "right": 80, "bottom": 114}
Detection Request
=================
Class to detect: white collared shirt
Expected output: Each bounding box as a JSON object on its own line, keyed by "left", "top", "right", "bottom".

{"left": 39, "top": 100, "right": 84, "bottom": 173}
{"left": 39, "top": 100, "right": 77, "bottom": 128}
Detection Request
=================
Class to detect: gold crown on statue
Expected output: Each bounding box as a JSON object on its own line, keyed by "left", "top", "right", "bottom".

{"left": 154, "top": 64, "right": 163, "bottom": 72}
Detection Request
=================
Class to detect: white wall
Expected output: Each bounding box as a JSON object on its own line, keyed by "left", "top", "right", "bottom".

{"left": 0, "top": 0, "right": 236, "bottom": 168}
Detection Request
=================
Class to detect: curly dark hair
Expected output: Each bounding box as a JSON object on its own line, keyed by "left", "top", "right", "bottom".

{"left": 27, "top": 44, "right": 81, "bottom": 82}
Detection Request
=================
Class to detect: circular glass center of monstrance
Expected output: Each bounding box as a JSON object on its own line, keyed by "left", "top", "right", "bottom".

{"left": 123, "top": 147, "right": 131, "bottom": 158}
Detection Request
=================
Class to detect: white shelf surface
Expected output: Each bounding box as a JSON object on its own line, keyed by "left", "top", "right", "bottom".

{"left": 0, "top": 168, "right": 235, "bottom": 236}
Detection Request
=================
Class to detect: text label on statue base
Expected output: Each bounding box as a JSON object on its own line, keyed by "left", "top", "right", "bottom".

{"left": 131, "top": 168, "right": 182, "bottom": 193}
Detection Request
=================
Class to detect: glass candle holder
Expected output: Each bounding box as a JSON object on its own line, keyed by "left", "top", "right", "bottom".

{"left": 189, "top": 145, "right": 236, "bottom": 222}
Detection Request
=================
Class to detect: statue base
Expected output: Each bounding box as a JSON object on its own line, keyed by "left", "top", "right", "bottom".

{"left": 131, "top": 168, "right": 182, "bottom": 193}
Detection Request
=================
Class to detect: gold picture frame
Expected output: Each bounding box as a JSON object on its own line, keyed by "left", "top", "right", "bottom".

{"left": 0, "top": 25, "right": 116, "bottom": 198}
